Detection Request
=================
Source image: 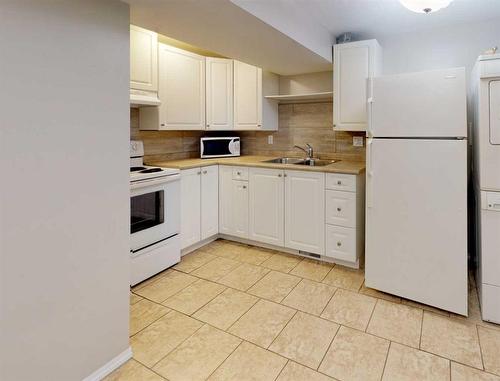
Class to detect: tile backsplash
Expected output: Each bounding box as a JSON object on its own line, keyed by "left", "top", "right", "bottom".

{"left": 130, "top": 102, "right": 365, "bottom": 162}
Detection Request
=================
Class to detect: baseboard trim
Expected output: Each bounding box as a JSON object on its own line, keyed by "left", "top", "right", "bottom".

{"left": 82, "top": 346, "right": 132, "bottom": 381}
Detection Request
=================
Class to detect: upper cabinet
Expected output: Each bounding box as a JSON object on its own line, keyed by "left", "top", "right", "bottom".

{"left": 333, "top": 39, "right": 382, "bottom": 132}
{"left": 130, "top": 25, "right": 158, "bottom": 93}
{"left": 141, "top": 44, "right": 206, "bottom": 130}
{"left": 234, "top": 60, "right": 262, "bottom": 130}
{"left": 206, "top": 58, "right": 234, "bottom": 130}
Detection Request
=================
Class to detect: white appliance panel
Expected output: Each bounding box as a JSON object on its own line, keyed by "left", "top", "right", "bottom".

{"left": 491, "top": 81, "right": 500, "bottom": 145}
{"left": 369, "top": 68, "right": 467, "bottom": 138}
{"left": 480, "top": 191, "right": 500, "bottom": 287}
{"left": 366, "top": 138, "right": 468, "bottom": 315}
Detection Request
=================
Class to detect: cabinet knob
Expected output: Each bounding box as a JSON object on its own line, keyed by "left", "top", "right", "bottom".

{"left": 203, "top": 170, "right": 207, "bottom": 174}
{"left": 206, "top": 124, "right": 210, "bottom": 127}
{"left": 284, "top": 173, "right": 287, "bottom": 177}
{"left": 197, "top": 171, "right": 201, "bottom": 175}
{"left": 337, "top": 207, "right": 342, "bottom": 212}
{"left": 258, "top": 124, "right": 262, "bottom": 127}
{"left": 161, "top": 123, "right": 165, "bottom": 127}
{"left": 278, "top": 174, "right": 282, "bottom": 177}
{"left": 243, "top": 185, "right": 247, "bottom": 189}
{"left": 337, "top": 241, "right": 342, "bottom": 247}
{"left": 237, "top": 171, "right": 241, "bottom": 175}
{"left": 337, "top": 180, "right": 342, "bottom": 185}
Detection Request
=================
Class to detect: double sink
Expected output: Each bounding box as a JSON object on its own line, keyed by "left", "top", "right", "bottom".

{"left": 263, "top": 157, "right": 338, "bottom": 167}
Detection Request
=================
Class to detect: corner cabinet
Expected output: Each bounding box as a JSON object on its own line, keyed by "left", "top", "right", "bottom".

{"left": 130, "top": 25, "right": 158, "bottom": 93}
{"left": 140, "top": 44, "right": 206, "bottom": 130}
{"left": 333, "top": 39, "right": 382, "bottom": 132}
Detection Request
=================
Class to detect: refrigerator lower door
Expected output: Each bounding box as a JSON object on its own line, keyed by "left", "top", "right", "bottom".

{"left": 366, "top": 138, "right": 468, "bottom": 315}
{"left": 369, "top": 67, "right": 467, "bottom": 138}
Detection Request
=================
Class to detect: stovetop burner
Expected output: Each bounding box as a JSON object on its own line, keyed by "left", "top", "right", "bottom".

{"left": 139, "top": 168, "right": 163, "bottom": 174}
{"left": 130, "top": 166, "right": 147, "bottom": 172}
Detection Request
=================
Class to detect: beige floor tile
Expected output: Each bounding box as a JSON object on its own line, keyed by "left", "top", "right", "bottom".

{"left": 130, "top": 299, "right": 170, "bottom": 336}
{"left": 319, "top": 326, "right": 389, "bottom": 381}
{"left": 382, "top": 342, "right": 450, "bottom": 381}
{"left": 131, "top": 311, "right": 203, "bottom": 368}
{"left": 208, "top": 341, "right": 287, "bottom": 381}
{"left": 402, "top": 299, "right": 450, "bottom": 317}
{"left": 202, "top": 241, "right": 248, "bottom": 259}
{"left": 134, "top": 270, "right": 198, "bottom": 303}
{"left": 191, "top": 257, "right": 240, "bottom": 281}
{"left": 453, "top": 286, "right": 500, "bottom": 332}
{"left": 451, "top": 362, "right": 500, "bottom": 381}
{"left": 218, "top": 263, "right": 270, "bottom": 291}
{"left": 130, "top": 292, "right": 143, "bottom": 305}
{"left": 367, "top": 300, "right": 423, "bottom": 348}
{"left": 153, "top": 324, "right": 241, "bottom": 381}
{"left": 322, "top": 265, "right": 364, "bottom": 291}
{"left": 229, "top": 299, "right": 296, "bottom": 348}
{"left": 270, "top": 311, "right": 339, "bottom": 368}
{"left": 236, "top": 246, "right": 274, "bottom": 265}
{"left": 162, "top": 279, "right": 226, "bottom": 315}
{"left": 260, "top": 252, "right": 302, "bottom": 273}
{"left": 479, "top": 326, "right": 500, "bottom": 376}
{"left": 248, "top": 271, "right": 301, "bottom": 302}
{"left": 131, "top": 269, "right": 169, "bottom": 292}
{"left": 282, "top": 279, "right": 336, "bottom": 316}
{"left": 103, "top": 359, "right": 164, "bottom": 381}
{"left": 360, "top": 282, "right": 402, "bottom": 303}
{"left": 173, "top": 250, "right": 217, "bottom": 273}
{"left": 276, "top": 361, "right": 335, "bottom": 381}
{"left": 321, "top": 288, "right": 376, "bottom": 331}
{"left": 421, "top": 312, "right": 482, "bottom": 369}
{"left": 290, "top": 258, "right": 333, "bottom": 282}
{"left": 193, "top": 288, "right": 258, "bottom": 330}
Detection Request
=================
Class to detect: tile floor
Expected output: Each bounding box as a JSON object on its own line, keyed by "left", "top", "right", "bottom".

{"left": 107, "top": 239, "right": 500, "bottom": 381}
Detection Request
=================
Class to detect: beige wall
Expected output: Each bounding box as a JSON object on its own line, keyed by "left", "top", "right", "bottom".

{"left": 132, "top": 102, "right": 365, "bottom": 162}
{"left": 0, "top": 1, "right": 131, "bottom": 380}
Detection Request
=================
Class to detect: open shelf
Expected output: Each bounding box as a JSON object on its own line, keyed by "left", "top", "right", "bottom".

{"left": 264, "top": 91, "right": 333, "bottom": 103}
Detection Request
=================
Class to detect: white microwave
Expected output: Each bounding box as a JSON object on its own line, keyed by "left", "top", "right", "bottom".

{"left": 200, "top": 137, "right": 240, "bottom": 158}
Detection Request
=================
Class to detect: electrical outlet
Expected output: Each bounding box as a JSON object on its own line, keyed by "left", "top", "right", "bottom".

{"left": 353, "top": 136, "right": 364, "bottom": 147}
{"left": 268, "top": 135, "right": 273, "bottom": 145}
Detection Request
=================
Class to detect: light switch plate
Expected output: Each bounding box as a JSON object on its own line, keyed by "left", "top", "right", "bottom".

{"left": 268, "top": 135, "right": 273, "bottom": 145}
{"left": 353, "top": 136, "right": 364, "bottom": 147}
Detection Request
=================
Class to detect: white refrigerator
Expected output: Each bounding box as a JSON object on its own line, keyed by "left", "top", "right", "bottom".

{"left": 365, "top": 67, "right": 468, "bottom": 315}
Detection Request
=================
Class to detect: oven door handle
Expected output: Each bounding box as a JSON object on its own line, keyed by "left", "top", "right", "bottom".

{"left": 130, "top": 174, "right": 180, "bottom": 190}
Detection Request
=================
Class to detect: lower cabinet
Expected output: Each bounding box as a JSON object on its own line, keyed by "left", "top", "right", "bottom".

{"left": 284, "top": 170, "right": 325, "bottom": 255}
{"left": 248, "top": 167, "right": 284, "bottom": 246}
{"left": 180, "top": 165, "right": 218, "bottom": 250}
{"left": 219, "top": 166, "right": 249, "bottom": 238}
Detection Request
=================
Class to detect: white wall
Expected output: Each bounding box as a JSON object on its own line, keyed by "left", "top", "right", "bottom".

{"left": 0, "top": 1, "right": 131, "bottom": 380}
{"left": 378, "top": 17, "right": 500, "bottom": 80}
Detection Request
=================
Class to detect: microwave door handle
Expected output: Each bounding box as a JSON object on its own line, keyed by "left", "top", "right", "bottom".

{"left": 130, "top": 174, "right": 180, "bottom": 190}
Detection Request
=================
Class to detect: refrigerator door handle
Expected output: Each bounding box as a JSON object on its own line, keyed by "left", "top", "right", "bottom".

{"left": 366, "top": 138, "right": 374, "bottom": 208}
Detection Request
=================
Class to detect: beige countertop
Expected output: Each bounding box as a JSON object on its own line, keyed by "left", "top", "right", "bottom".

{"left": 147, "top": 155, "right": 366, "bottom": 175}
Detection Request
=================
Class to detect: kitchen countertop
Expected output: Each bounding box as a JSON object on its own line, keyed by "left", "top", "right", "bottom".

{"left": 147, "top": 155, "right": 366, "bottom": 175}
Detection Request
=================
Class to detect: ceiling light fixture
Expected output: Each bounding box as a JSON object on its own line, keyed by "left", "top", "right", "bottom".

{"left": 399, "top": 0, "right": 453, "bottom": 14}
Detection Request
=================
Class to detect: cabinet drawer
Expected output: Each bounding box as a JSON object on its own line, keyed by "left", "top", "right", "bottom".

{"left": 326, "top": 190, "right": 356, "bottom": 228}
{"left": 325, "top": 225, "right": 356, "bottom": 262}
{"left": 232, "top": 166, "right": 249, "bottom": 181}
{"left": 326, "top": 173, "right": 356, "bottom": 192}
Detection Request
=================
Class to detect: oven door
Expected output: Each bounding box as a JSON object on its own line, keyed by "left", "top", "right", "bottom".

{"left": 130, "top": 174, "right": 180, "bottom": 252}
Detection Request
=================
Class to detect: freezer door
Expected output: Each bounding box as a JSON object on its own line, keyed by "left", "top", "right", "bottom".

{"left": 369, "top": 67, "right": 467, "bottom": 138}
{"left": 366, "top": 138, "right": 468, "bottom": 315}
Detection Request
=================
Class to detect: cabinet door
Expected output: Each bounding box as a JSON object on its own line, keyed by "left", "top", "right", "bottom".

{"left": 249, "top": 168, "right": 284, "bottom": 246}
{"left": 333, "top": 40, "right": 380, "bottom": 131}
{"left": 219, "top": 166, "right": 234, "bottom": 235}
{"left": 201, "top": 165, "right": 219, "bottom": 240}
{"left": 181, "top": 168, "right": 201, "bottom": 249}
{"left": 130, "top": 25, "right": 158, "bottom": 92}
{"left": 285, "top": 170, "right": 325, "bottom": 255}
{"left": 234, "top": 60, "right": 262, "bottom": 130}
{"left": 158, "top": 44, "right": 205, "bottom": 130}
{"left": 206, "top": 58, "right": 233, "bottom": 130}
{"left": 231, "top": 180, "right": 249, "bottom": 238}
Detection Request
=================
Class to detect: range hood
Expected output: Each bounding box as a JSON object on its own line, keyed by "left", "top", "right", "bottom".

{"left": 130, "top": 89, "right": 161, "bottom": 107}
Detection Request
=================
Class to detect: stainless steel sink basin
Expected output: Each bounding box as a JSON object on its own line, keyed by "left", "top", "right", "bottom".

{"left": 294, "top": 159, "right": 337, "bottom": 167}
{"left": 263, "top": 157, "right": 305, "bottom": 164}
{"left": 262, "top": 157, "right": 338, "bottom": 167}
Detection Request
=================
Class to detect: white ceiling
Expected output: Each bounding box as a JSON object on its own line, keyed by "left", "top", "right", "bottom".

{"left": 125, "top": 0, "right": 500, "bottom": 75}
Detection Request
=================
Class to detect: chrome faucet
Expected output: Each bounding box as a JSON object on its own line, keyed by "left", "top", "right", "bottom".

{"left": 294, "top": 143, "right": 313, "bottom": 159}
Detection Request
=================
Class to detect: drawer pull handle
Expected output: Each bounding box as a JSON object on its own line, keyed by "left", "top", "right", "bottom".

{"left": 337, "top": 207, "right": 342, "bottom": 212}
{"left": 337, "top": 180, "right": 342, "bottom": 185}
